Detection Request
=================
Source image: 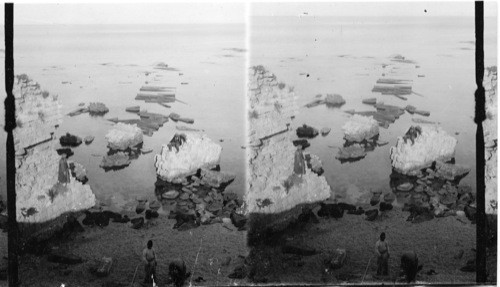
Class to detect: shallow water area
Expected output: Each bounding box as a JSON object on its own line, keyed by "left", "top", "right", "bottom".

{"left": 250, "top": 16, "right": 497, "bottom": 204}
{"left": 11, "top": 24, "right": 246, "bottom": 210}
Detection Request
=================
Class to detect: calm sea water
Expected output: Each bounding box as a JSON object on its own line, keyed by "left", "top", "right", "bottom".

{"left": 0, "top": 17, "right": 497, "bottom": 208}
{"left": 2, "top": 24, "right": 246, "bottom": 209}
{"left": 250, "top": 16, "right": 497, "bottom": 204}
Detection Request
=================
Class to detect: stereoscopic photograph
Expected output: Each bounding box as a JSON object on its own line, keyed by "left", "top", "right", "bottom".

{"left": 0, "top": 1, "right": 497, "bottom": 287}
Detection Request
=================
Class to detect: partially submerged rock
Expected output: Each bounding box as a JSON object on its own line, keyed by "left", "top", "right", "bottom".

{"left": 362, "top": 98, "right": 377, "bottom": 105}
{"left": 88, "top": 102, "right": 109, "bottom": 115}
{"left": 292, "top": 139, "right": 310, "bottom": 149}
{"left": 178, "top": 117, "right": 194, "bottom": 124}
{"left": 342, "top": 114, "right": 379, "bottom": 143}
{"left": 321, "top": 127, "right": 331, "bottom": 136}
{"left": 434, "top": 161, "right": 470, "bottom": 181}
{"left": 60, "top": 133, "right": 82, "bottom": 147}
{"left": 305, "top": 99, "right": 325, "bottom": 108}
{"left": 296, "top": 124, "right": 319, "bottom": 138}
{"left": 154, "top": 133, "right": 222, "bottom": 182}
{"left": 125, "top": 106, "right": 140, "bottom": 113}
{"left": 336, "top": 144, "right": 367, "bottom": 162}
{"left": 84, "top": 136, "right": 94, "bottom": 145}
{"left": 325, "top": 94, "right": 346, "bottom": 107}
{"left": 105, "top": 123, "right": 143, "bottom": 151}
{"left": 100, "top": 152, "right": 131, "bottom": 170}
{"left": 199, "top": 168, "right": 236, "bottom": 188}
{"left": 390, "top": 125, "right": 457, "bottom": 175}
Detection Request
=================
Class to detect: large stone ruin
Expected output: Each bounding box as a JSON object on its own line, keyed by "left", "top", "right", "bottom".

{"left": 246, "top": 66, "right": 331, "bottom": 234}
{"left": 14, "top": 75, "right": 95, "bottom": 223}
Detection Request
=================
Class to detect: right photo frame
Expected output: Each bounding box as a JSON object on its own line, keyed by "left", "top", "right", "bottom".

{"left": 245, "top": 2, "right": 497, "bottom": 284}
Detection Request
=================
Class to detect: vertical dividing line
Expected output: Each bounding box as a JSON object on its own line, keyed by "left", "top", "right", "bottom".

{"left": 4, "top": 3, "right": 19, "bottom": 287}
{"left": 474, "top": 1, "right": 486, "bottom": 283}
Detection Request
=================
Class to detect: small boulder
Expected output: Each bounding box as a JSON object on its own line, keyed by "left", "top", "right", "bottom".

{"left": 163, "top": 190, "right": 179, "bottom": 200}
{"left": 230, "top": 212, "right": 247, "bottom": 229}
{"left": 362, "top": 98, "right": 377, "bottom": 105}
{"left": 317, "top": 203, "right": 344, "bottom": 219}
{"left": 84, "top": 136, "right": 94, "bottom": 145}
{"left": 296, "top": 124, "right": 319, "bottom": 138}
{"left": 365, "top": 209, "right": 378, "bottom": 221}
{"left": 149, "top": 200, "right": 161, "bottom": 211}
{"left": 130, "top": 217, "right": 144, "bottom": 229}
{"left": 370, "top": 192, "right": 381, "bottom": 206}
{"left": 88, "top": 102, "right": 109, "bottom": 115}
{"left": 125, "top": 106, "right": 140, "bottom": 113}
{"left": 292, "top": 139, "right": 310, "bottom": 149}
{"left": 383, "top": 193, "right": 396, "bottom": 203}
{"left": 136, "top": 202, "right": 146, "bottom": 214}
{"left": 100, "top": 152, "right": 131, "bottom": 170}
{"left": 379, "top": 202, "right": 393, "bottom": 212}
{"left": 57, "top": 148, "right": 74, "bottom": 157}
{"left": 397, "top": 182, "right": 414, "bottom": 192}
{"left": 145, "top": 210, "right": 159, "bottom": 219}
{"left": 60, "top": 133, "right": 82, "bottom": 147}
{"left": 336, "top": 144, "right": 367, "bottom": 162}
{"left": 405, "top": 105, "right": 417, "bottom": 114}
{"left": 464, "top": 205, "right": 476, "bottom": 222}
{"left": 325, "top": 94, "right": 346, "bottom": 107}
{"left": 321, "top": 127, "right": 331, "bottom": 136}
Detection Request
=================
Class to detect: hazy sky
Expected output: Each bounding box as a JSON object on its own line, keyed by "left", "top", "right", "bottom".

{"left": 14, "top": 3, "right": 246, "bottom": 25}
{"left": 252, "top": 2, "right": 497, "bottom": 17}
{"left": 12, "top": 1, "right": 498, "bottom": 25}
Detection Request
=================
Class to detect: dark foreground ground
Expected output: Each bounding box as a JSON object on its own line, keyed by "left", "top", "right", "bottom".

{"left": 13, "top": 212, "right": 247, "bottom": 287}
{"left": 247, "top": 208, "right": 495, "bottom": 284}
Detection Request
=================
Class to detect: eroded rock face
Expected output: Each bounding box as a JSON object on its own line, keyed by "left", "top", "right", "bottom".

{"left": 484, "top": 66, "right": 497, "bottom": 214}
{"left": 13, "top": 76, "right": 62, "bottom": 155}
{"left": 105, "top": 122, "right": 143, "bottom": 150}
{"left": 390, "top": 125, "right": 457, "bottom": 175}
{"left": 154, "top": 133, "right": 222, "bottom": 182}
{"left": 342, "top": 114, "right": 379, "bottom": 142}
{"left": 247, "top": 66, "right": 331, "bottom": 218}
{"left": 14, "top": 75, "right": 95, "bottom": 223}
{"left": 248, "top": 66, "right": 299, "bottom": 144}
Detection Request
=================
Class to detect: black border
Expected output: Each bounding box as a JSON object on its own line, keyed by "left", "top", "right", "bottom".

{"left": 474, "top": 1, "right": 487, "bottom": 283}
{"left": 4, "top": 2, "right": 19, "bottom": 287}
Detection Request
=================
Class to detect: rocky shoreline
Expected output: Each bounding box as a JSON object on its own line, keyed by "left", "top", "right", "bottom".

{"left": 244, "top": 63, "right": 495, "bottom": 284}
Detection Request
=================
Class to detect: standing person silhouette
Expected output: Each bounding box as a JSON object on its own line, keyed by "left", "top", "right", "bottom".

{"left": 142, "top": 240, "right": 158, "bottom": 285}
{"left": 375, "top": 232, "right": 390, "bottom": 276}
{"left": 58, "top": 153, "right": 70, "bottom": 186}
